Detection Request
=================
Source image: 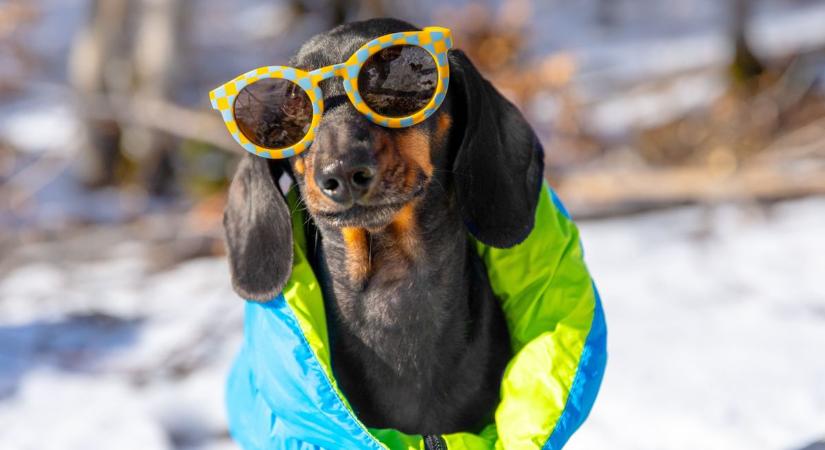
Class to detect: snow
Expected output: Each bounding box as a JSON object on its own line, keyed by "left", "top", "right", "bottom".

{"left": 522, "top": 0, "right": 825, "bottom": 136}
{"left": 567, "top": 198, "right": 825, "bottom": 450}
{"left": 1, "top": 372, "right": 172, "bottom": 450}
{"left": 2, "top": 197, "right": 824, "bottom": 449}
{"left": 528, "top": 0, "right": 825, "bottom": 82}
{"left": 0, "top": 246, "right": 242, "bottom": 450}
{"left": 0, "top": 100, "right": 80, "bottom": 155}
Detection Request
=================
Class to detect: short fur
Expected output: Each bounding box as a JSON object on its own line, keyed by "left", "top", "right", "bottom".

{"left": 224, "top": 18, "right": 544, "bottom": 435}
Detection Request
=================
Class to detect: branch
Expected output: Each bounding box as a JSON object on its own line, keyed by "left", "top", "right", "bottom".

{"left": 28, "top": 80, "right": 243, "bottom": 154}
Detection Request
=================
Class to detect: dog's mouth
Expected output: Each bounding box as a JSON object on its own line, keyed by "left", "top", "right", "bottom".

{"left": 314, "top": 202, "right": 404, "bottom": 228}
{"left": 312, "top": 184, "right": 424, "bottom": 229}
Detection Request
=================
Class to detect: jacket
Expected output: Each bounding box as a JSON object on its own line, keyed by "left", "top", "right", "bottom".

{"left": 226, "top": 185, "right": 607, "bottom": 450}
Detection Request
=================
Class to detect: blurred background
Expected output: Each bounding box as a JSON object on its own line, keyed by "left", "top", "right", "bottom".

{"left": 1, "top": 0, "right": 824, "bottom": 449}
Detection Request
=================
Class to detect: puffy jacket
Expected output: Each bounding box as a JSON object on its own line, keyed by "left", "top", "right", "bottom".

{"left": 227, "top": 185, "right": 607, "bottom": 450}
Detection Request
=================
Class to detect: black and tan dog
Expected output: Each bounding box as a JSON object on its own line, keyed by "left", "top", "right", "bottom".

{"left": 224, "top": 18, "right": 543, "bottom": 435}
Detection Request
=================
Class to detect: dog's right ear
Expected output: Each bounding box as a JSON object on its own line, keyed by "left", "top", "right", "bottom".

{"left": 224, "top": 155, "right": 293, "bottom": 302}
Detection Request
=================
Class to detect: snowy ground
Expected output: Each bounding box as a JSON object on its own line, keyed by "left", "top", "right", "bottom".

{"left": 569, "top": 198, "right": 825, "bottom": 450}
{"left": 0, "top": 233, "right": 241, "bottom": 450}
{"left": 2, "top": 196, "right": 824, "bottom": 450}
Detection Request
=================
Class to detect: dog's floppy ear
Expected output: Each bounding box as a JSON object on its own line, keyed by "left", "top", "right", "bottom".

{"left": 224, "top": 155, "right": 293, "bottom": 301}
{"left": 449, "top": 50, "right": 544, "bottom": 248}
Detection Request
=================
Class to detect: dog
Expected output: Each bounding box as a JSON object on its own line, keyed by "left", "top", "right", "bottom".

{"left": 223, "top": 18, "right": 544, "bottom": 435}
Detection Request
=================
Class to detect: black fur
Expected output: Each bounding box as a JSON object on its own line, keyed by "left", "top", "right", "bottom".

{"left": 224, "top": 18, "right": 544, "bottom": 436}
{"left": 224, "top": 156, "right": 293, "bottom": 301}
{"left": 449, "top": 50, "right": 545, "bottom": 247}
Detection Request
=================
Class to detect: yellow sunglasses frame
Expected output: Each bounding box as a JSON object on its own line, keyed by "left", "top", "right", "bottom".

{"left": 209, "top": 26, "right": 453, "bottom": 159}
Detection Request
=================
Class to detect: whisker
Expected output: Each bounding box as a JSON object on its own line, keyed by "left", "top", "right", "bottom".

{"left": 428, "top": 175, "right": 447, "bottom": 194}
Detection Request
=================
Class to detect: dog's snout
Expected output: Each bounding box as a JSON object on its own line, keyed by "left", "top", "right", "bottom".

{"left": 315, "top": 161, "right": 376, "bottom": 205}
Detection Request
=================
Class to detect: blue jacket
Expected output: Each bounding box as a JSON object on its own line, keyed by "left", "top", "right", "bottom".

{"left": 227, "top": 186, "right": 607, "bottom": 449}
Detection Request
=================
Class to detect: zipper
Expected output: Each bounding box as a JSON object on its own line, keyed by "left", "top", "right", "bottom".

{"left": 423, "top": 435, "right": 446, "bottom": 450}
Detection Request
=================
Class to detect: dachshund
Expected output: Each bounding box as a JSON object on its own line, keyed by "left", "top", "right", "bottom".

{"left": 223, "top": 18, "right": 544, "bottom": 437}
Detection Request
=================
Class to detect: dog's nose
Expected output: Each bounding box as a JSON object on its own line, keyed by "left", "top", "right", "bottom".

{"left": 315, "top": 162, "right": 376, "bottom": 205}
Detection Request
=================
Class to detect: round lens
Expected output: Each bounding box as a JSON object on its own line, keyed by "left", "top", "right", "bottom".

{"left": 358, "top": 45, "right": 438, "bottom": 118}
{"left": 233, "top": 78, "right": 313, "bottom": 149}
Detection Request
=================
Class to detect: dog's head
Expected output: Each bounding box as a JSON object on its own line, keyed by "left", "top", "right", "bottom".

{"left": 224, "top": 18, "right": 544, "bottom": 301}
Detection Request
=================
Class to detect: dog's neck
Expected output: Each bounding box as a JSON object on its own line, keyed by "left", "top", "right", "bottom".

{"left": 312, "top": 186, "right": 474, "bottom": 376}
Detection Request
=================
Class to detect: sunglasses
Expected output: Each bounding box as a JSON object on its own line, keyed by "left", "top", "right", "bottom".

{"left": 209, "top": 26, "right": 453, "bottom": 160}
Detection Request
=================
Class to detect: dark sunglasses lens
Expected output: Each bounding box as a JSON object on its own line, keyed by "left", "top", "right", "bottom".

{"left": 358, "top": 45, "right": 438, "bottom": 118}
{"left": 234, "top": 78, "right": 312, "bottom": 149}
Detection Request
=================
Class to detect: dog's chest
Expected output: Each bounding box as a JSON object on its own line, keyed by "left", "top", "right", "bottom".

{"left": 316, "top": 241, "right": 509, "bottom": 433}
{"left": 320, "top": 241, "right": 470, "bottom": 373}
{"left": 309, "top": 219, "right": 510, "bottom": 433}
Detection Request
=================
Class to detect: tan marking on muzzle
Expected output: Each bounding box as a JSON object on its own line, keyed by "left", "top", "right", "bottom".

{"left": 389, "top": 202, "right": 420, "bottom": 260}
{"left": 293, "top": 158, "right": 305, "bottom": 175}
{"left": 395, "top": 129, "right": 433, "bottom": 177}
{"left": 341, "top": 226, "right": 370, "bottom": 282}
{"left": 435, "top": 112, "right": 452, "bottom": 144}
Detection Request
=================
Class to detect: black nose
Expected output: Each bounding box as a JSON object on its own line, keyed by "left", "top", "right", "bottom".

{"left": 314, "top": 162, "right": 377, "bottom": 205}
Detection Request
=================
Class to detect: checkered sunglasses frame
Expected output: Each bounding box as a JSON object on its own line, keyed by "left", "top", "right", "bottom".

{"left": 209, "top": 26, "right": 453, "bottom": 159}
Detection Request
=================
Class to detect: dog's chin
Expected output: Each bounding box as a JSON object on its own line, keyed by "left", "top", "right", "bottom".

{"left": 312, "top": 184, "right": 425, "bottom": 230}
{"left": 313, "top": 202, "right": 403, "bottom": 229}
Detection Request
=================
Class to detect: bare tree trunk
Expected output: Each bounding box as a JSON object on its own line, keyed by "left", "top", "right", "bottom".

{"left": 68, "top": 0, "right": 132, "bottom": 187}
{"left": 729, "top": 0, "right": 764, "bottom": 87}
{"left": 69, "top": 0, "right": 187, "bottom": 194}
{"left": 125, "top": 0, "right": 187, "bottom": 195}
{"left": 360, "top": 0, "right": 386, "bottom": 18}
{"left": 330, "top": 0, "right": 349, "bottom": 26}
{"left": 328, "top": 0, "right": 387, "bottom": 27}
{"left": 288, "top": 0, "right": 309, "bottom": 18}
{"left": 596, "top": 0, "right": 618, "bottom": 27}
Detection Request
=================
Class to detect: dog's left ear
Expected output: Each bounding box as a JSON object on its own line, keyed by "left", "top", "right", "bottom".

{"left": 224, "top": 155, "right": 294, "bottom": 302}
{"left": 449, "top": 50, "right": 544, "bottom": 248}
